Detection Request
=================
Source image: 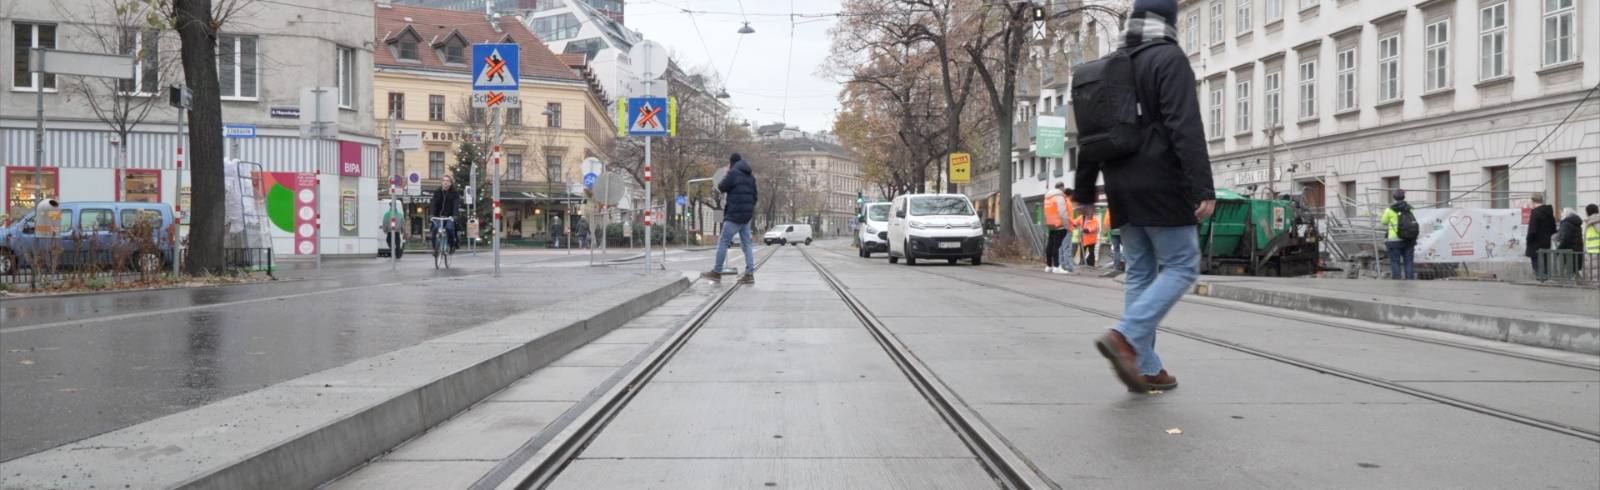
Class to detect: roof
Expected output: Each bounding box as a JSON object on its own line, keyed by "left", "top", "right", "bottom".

{"left": 373, "top": 4, "right": 580, "bottom": 82}
{"left": 763, "top": 136, "right": 856, "bottom": 159}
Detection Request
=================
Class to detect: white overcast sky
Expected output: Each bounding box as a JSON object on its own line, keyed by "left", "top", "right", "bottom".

{"left": 624, "top": 0, "right": 844, "bottom": 133}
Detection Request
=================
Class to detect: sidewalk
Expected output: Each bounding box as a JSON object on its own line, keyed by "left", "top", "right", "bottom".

{"left": 1195, "top": 277, "right": 1600, "bottom": 355}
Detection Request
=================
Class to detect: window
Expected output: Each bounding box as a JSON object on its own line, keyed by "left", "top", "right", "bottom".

{"left": 122, "top": 170, "right": 161, "bottom": 203}
{"left": 1543, "top": 0, "right": 1575, "bottom": 66}
{"left": 1425, "top": 20, "right": 1451, "bottom": 91}
{"left": 5, "top": 167, "right": 57, "bottom": 216}
{"left": 1431, "top": 171, "right": 1452, "bottom": 206}
{"left": 1265, "top": 71, "right": 1282, "bottom": 127}
{"left": 1340, "top": 180, "right": 1357, "bottom": 217}
{"left": 1378, "top": 35, "right": 1401, "bottom": 102}
{"left": 121, "top": 209, "right": 162, "bottom": 228}
{"left": 469, "top": 107, "right": 486, "bottom": 124}
{"left": 1299, "top": 59, "right": 1318, "bottom": 119}
{"left": 216, "top": 34, "right": 258, "bottom": 99}
{"left": 1209, "top": 0, "right": 1225, "bottom": 45}
{"left": 13, "top": 23, "right": 57, "bottom": 90}
{"left": 81, "top": 209, "right": 114, "bottom": 232}
{"left": 1301, "top": 0, "right": 1317, "bottom": 9}
{"left": 398, "top": 38, "right": 418, "bottom": 61}
{"left": 1552, "top": 159, "right": 1577, "bottom": 212}
{"left": 1185, "top": 11, "right": 1202, "bottom": 51}
{"left": 546, "top": 155, "right": 563, "bottom": 182}
{"left": 529, "top": 14, "right": 581, "bottom": 42}
{"left": 387, "top": 92, "right": 405, "bottom": 120}
{"left": 1236, "top": 79, "right": 1252, "bottom": 133}
{"left": 1336, "top": 48, "right": 1357, "bottom": 111}
{"left": 429, "top": 151, "right": 446, "bottom": 179}
{"left": 442, "top": 41, "right": 465, "bottom": 64}
{"left": 1209, "top": 85, "right": 1225, "bottom": 138}
{"left": 1486, "top": 165, "right": 1510, "bottom": 208}
{"left": 1478, "top": 3, "right": 1507, "bottom": 80}
{"left": 429, "top": 95, "right": 445, "bottom": 121}
{"left": 1382, "top": 176, "right": 1401, "bottom": 203}
{"left": 507, "top": 154, "right": 523, "bottom": 181}
{"left": 338, "top": 46, "right": 356, "bottom": 108}
{"left": 1265, "top": 0, "right": 1282, "bottom": 22}
{"left": 119, "top": 29, "right": 161, "bottom": 94}
{"left": 506, "top": 107, "right": 522, "bottom": 127}
{"left": 1238, "top": 0, "right": 1253, "bottom": 34}
{"left": 545, "top": 103, "right": 562, "bottom": 127}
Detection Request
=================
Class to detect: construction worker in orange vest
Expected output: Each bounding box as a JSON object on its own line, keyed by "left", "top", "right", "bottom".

{"left": 1043, "top": 182, "right": 1075, "bottom": 273}
{"left": 1075, "top": 211, "right": 1101, "bottom": 267}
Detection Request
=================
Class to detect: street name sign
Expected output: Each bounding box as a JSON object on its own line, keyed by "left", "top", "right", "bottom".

{"left": 223, "top": 124, "right": 257, "bottom": 139}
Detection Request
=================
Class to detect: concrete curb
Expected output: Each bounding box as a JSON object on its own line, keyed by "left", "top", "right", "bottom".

{"left": 0, "top": 274, "right": 690, "bottom": 490}
{"left": 1196, "top": 282, "right": 1600, "bottom": 355}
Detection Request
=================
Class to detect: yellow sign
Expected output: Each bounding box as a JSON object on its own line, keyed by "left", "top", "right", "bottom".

{"left": 949, "top": 152, "right": 972, "bottom": 184}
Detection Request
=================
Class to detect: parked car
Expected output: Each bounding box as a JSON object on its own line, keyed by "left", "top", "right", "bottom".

{"left": 857, "top": 202, "right": 891, "bottom": 257}
{"left": 0, "top": 201, "right": 174, "bottom": 274}
{"left": 887, "top": 194, "right": 984, "bottom": 266}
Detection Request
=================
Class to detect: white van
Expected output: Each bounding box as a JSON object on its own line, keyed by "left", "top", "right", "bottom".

{"left": 763, "top": 223, "right": 813, "bottom": 246}
{"left": 856, "top": 202, "right": 891, "bottom": 257}
{"left": 887, "top": 194, "right": 983, "bottom": 266}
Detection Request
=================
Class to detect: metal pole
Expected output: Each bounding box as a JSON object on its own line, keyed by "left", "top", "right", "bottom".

{"left": 1266, "top": 128, "right": 1277, "bottom": 198}
{"left": 470, "top": 150, "right": 478, "bottom": 255}
{"left": 492, "top": 107, "right": 503, "bottom": 277}
{"left": 34, "top": 49, "right": 46, "bottom": 210}
{"left": 388, "top": 110, "right": 399, "bottom": 271}
{"left": 175, "top": 104, "right": 185, "bottom": 277}
{"left": 313, "top": 88, "right": 325, "bottom": 275}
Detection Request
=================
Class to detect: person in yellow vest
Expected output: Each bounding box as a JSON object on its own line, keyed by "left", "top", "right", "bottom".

{"left": 1584, "top": 204, "right": 1599, "bottom": 284}
{"left": 1043, "top": 183, "right": 1074, "bottom": 273}
{"left": 1079, "top": 213, "right": 1101, "bottom": 267}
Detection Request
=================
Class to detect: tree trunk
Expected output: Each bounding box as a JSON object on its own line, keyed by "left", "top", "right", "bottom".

{"left": 174, "top": 0, "right": 226, "bottom": 274}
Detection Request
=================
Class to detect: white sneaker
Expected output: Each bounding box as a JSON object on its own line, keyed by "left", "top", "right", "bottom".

{"left": 1045, "top": 266, "right": 1057, "bottom": 273}
{"left": 1052, "top": 268, "right": 1072, "bottom": 275}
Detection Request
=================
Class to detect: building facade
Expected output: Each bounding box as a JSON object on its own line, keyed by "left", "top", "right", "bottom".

{"left": 760, "top": 127, "right": 865, "bottom": 237}
{"left": 1, "top": 0, "right": 382, "bottom": 255}
{"left": 373, "top": 3, "right": 615, "bottom": 241}
{"left": 1180, "top": 0, "right": 1597, "bottom": 216}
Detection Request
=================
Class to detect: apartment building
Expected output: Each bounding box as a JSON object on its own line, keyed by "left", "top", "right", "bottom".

{"left": 759, "top": 126, "right": 865, "bottom": 237}
{"left": 1180, "top": 0, "right": 1596, "bottom": 216}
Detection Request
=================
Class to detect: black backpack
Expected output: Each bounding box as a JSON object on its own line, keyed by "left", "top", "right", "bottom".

{"left": 1397, "top": 207, "right": 1420, "bottom": 243}
{"left": 1070, "top": 41, "right": 1165, "bottom": 165}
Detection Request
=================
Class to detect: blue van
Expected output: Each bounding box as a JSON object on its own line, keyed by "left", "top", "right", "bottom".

{"left": 0, "top": 201, "right": 175, "bottom": 275}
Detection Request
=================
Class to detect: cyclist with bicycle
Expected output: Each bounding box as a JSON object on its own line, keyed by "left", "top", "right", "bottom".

{"left": 429, "top": 175, "right": 463, "bottom": 255}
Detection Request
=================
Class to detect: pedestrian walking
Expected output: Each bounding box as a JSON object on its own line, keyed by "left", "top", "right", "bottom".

{"left": 1043, "top": 183, "right": 1073, "bottom": 273}
{"left": 1556, "top": 208, "right": 1584, "bottom": 278}
{"left": 1079, "top": 212, "right": 1100, "bottom": 267}
{"left": 1380, "top": 190, "right": 1418, "bottom": 280}
{"left": 1074, "top": 0, "right": 1213, "bottom": 393}
{"left": 1102, "top": 209, "right": 1126, "bottom": 278}
{"left": 704, "top": 153, "right": 758, "bottom": 284}
{"left": 1526, "top": 194, "right": 1557, "bottom": 281}
{"left": 1584, "top": 204, "right": 1599, "bottom": 284}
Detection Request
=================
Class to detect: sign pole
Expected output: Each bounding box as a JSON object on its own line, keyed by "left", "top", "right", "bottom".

{"left": 493, "top": 108, "right": 503, "bottom": 277}
{"left": 388, "top": 109, "right": 399, "bottom": 271}
{"left": 470, "top": 151, "right": 478, "bottom": 255}
{"left": 33, "top": 50, "right": 46, "bottom": 211}
{"left": 174, "top": 93, "right": 186, "bottom": 277}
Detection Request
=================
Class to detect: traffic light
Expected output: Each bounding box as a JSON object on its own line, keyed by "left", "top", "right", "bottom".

{"left": 1031, "top": 5, "right": 1046, "bottom": 21}
{"left": 856, "top": 191, "right": 865, "bottom": 206}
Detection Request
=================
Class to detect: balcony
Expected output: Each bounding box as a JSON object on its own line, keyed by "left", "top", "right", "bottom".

{"left": 1012, "top": 119, "right": 1035, "bottom": 151}
{"left": 1042, "top": 58, "right": 1072, "bottom": 89}
{"left": 1016, "top": 64, "right": 1040, "bottom": 100}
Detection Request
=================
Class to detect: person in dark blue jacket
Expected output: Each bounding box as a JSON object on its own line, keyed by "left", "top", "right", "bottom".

{"left": 705, "top": 153, "right": 758, "bottom": 283}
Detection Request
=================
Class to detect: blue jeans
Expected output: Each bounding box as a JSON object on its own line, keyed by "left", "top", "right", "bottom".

{"left": 1387, "top": 240, "right": 1416, "bottom": 280}
{"left": 1110, "top": 235, "right": 1124, "bottom": 269}
{"left": 1115, "top": 225, "right": 1200, "bottom": 376}
{"left": 714, "top": 220, "right": 754, "bottom": 273}
{"left": 1059, "top": 239, "right": 1077, "bottom": 272}
{"left": 430, "top": 219, "right": 457, "bottom": 251}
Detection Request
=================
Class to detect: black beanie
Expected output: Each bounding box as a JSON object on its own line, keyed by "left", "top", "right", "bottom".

{"left": 1132, "top": 0, "right": 1178, "bottom": 24}
{"left": 729, "top": 153, "right": 742, "bottom": 164}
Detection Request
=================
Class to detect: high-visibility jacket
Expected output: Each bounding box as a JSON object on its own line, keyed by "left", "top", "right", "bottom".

{"left": 1587, "top": 225, "right": 1600, "bottom": 254}
{"left": 1044, "top": 193, "right": 1072, "bottom": 229}
{"left": 1081, "top": 216, "right": 1100, "bottom": 245}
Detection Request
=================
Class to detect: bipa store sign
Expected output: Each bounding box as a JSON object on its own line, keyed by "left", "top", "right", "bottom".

{"left": 338, "top": 141, "right": 362, "bottom": 177}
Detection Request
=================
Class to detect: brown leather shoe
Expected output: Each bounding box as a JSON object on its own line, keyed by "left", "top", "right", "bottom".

{"left": 1143, "top": 370, "right": 1178, "bottom": 391}
{"left": 737, "top": 273, "right": 754, "bottom": 284}
{"left": 1094, "top": 330, "right": 1149, "bottom": 392}
{"left": 700, "top": 271, "right": 722, "bottom": 281}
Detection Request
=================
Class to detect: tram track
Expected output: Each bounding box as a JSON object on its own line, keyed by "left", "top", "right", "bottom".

{"left": 869, "top": 256, "right": 1600, "bottom": 444}
{"left": 500, "top": 246, "right": 1049, "bottom": 490}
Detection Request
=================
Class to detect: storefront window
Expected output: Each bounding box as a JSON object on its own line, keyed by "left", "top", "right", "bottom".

{"left": 122, "top": 170, "right": 161, "bottom": 203}
{"left": 6, "top": 167, "right": 59, "bottom": 220}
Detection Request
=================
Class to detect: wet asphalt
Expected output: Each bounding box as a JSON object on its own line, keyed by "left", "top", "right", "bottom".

{"left": 0, "top": 250, "right": 645, "bottom": 462}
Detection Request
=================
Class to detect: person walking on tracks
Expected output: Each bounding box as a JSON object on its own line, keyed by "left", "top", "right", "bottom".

{"left": 1380, "top": 189, "right": 1419, "bottom": 280}
{"left": 1073, "top": 0, "right": 1214, "bottom": 393}
{"left": 1043, "top": 183, "right": 1073, "bottom": 274}
{"left": 704, "top": 153, "right": 759, "bottom": 284}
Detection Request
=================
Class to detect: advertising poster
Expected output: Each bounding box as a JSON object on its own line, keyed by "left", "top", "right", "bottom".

{"left": 1413, "top": 208, "right": 1526, "bottom": 263}
{"left": 261, "top": 172, "right": 319, "bottom": 255}
{"left": 340, "top": 185, "right": 358, "bottom": 236}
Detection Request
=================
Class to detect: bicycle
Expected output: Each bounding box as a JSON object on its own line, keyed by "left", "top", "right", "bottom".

{"left": 430, "top": 216, "right": 454, "bottom": 269}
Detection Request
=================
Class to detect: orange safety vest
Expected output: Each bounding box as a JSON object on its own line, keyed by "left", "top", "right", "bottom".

{"left": 1081, "top": 216, "right": 1100, "bottom": 245}
{"left": 1044, "top": 194, "right": 1072, "bottom": 229}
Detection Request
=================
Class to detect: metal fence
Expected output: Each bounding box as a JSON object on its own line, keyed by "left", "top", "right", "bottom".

{"left": 1, "top": 247, "right": 273, "bottom": 289}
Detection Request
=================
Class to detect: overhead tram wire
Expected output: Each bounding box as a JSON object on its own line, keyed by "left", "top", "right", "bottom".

{"left": 780, "top": 0, "right": 795, "bottom": 123}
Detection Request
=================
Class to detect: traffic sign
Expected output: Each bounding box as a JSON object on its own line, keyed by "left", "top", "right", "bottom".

{"left": 629, "top": 40, "right": 671, "bottom": 84}
{"left": 472, "top": 43, "right": 520, "bottom": 108}
{"left": 583, "top": 173, "right": 597, "bottom": 188}
{"left": 223, "top": 124, "right": 256, "bottom": 139}
{"left": 949, "top": 152, "right": 971, "bottom": 183}
{"left": 581, "top": 157, "right": 603, "bottom": 188}
{"left": 624, "top": 97, "right": 670, "bottom": 136}
{"left": 676, "top": 195, "right": 687, "bottom": 207}
{"left": 1036, "top": 115, "right": 1066, "bottom": 158}
{"left": 406, "top": 171, "right": 422, "bottom": 196}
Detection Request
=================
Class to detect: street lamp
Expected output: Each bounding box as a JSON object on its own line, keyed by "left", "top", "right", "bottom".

{"left": 738, "top": 22, "right": 755, "bottom": 34}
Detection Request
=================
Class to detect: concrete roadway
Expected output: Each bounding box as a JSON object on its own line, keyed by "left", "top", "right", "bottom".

{"left": 544, "top": 241, "right": 1598, "bottom": 489}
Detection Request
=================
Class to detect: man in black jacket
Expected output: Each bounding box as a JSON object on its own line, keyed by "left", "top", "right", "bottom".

{"left": 705, "top": 153, "right": 758, "bottom": 284}
{"left": 429, "top": 175, "right": 463, "bottom": 254}
{"left": 1525, "top": 193, "right": 1556, "bottom": 280}
{"left": 1077, "top": 0, "right": 1213, "bottom": 393}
